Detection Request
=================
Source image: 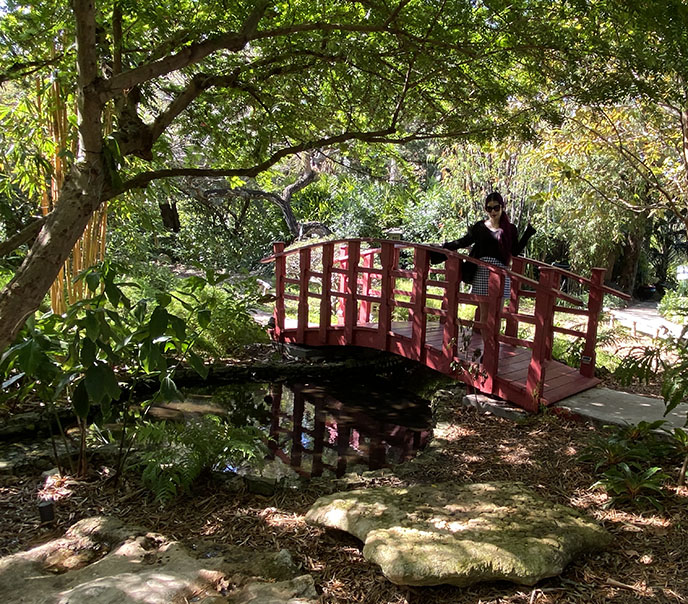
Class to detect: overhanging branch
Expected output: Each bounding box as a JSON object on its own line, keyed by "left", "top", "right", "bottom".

{"left": 0, "top": 216, "right": 46, "bottom": 258}
{"left": 115, "top": 127, "right": 396, "bottom": 195}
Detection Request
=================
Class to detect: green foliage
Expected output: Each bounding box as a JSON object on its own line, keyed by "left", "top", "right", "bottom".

{"left": 205, "top": 383, "right": 272, "bottom": 428}
{"left": 581, "top": 420, "right": 685, "bottom": 509}
{"left": 0, "top": 261, "right": 214, "bottom": 473}
{"left": 579, "top": 435, "right": 645, "bottom": 472}
{"left": 592, "top": 462, "right": 668, "bottom": 510}
{"left": 666, "top": 427, "right": 688, "bottom": 486}
{"left": 551, "top": 326, "right": 624, "bottom": 372}
{"left": 193, "top": 278, "right": 269, "bottom": 357}
{"left": 578, "top": 421, "right": 670, "bottom": 473}
{"left": 658, "top": 289, "right": 688, "bottom": 324}
{"left": 136, "top": 415, "right": 265, "bottom": 503}
{"left": 615, "top": 324, "right": 688, "bottom": 419}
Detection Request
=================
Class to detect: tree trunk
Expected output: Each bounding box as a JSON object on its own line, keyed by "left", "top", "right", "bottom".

{"left": 0, "top": 166, "right": 105, "bottom": 350}
{"left": 159, "top": 202, "right": 181, "bottom": 232}
{"left": 614, "top": 229, "right": 642, "bottom": 295}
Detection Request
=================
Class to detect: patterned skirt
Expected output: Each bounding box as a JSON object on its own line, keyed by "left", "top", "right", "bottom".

{"left": 471, "top": 256, "right": 510, "bottom": 298}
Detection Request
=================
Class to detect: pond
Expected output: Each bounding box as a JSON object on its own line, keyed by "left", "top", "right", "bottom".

{"left": 151, "top": 377, "right": 433, "bottom": 480}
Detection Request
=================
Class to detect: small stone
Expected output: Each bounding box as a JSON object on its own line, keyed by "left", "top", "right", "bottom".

{"left": 245, "top": 475, "right": 277, "bottom": 496}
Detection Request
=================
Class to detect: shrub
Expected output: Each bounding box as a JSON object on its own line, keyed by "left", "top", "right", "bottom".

{"left": 592, "top": 462, "right": 669, "bottom": 510}
{"left": 136, "top": 415, "right": 266, "bottom": 503}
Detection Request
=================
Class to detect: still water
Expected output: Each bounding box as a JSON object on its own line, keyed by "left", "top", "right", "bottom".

{"left": 157, "top": 378, "right": 432, "bottom": 479}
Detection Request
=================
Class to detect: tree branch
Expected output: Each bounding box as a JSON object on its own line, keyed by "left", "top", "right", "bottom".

{"left": 0, "top": 57, "right": 63, "bottom": 84}
{"left": 0, "top": 216, "right": 46, "bottom": 258}
{"left": 115, "top": 127, "right": 396, "bottom": 195}
{"left": 91, "top": 0, "right": 270, "bottom": 101}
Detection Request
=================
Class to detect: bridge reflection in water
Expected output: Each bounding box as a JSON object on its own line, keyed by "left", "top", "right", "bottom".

{"left": 266, "top": 381, "right": 432, "bottom": 478}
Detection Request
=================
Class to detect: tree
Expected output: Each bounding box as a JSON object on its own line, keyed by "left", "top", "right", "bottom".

{"left": 0, "top": 0, "right": 625, "bottom": 350}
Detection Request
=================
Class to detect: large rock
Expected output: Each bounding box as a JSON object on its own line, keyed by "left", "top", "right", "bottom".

{"left": 0, "top": 517, "right": 317, "bottom": 604}
{"left": 306, "top": 481, "right": 612, "bottom": 587}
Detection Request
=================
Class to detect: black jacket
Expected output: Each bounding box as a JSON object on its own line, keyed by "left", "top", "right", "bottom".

{"left": 430, "top": 221, "right": 536, "bottom": 265}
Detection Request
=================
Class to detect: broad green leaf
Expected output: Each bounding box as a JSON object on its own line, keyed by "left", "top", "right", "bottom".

{"left": 80, "top": 337, "right": 97, "bottom": 366}
{"left": 134, "top": 301, "right": 148, "bottom": 323}
{"left": 84, "top": 363, "right": 121, "bottom": 403}
{"left": 149, "top": 307, "right": 169, "bottom": 339}
{"left": 188, "top": 350, "right": 209, "bottom": 379}
{"left": 104, "top": 281, "right": 121, "bottom": 307}
{"left": 85, "top": 271, "right": 101, "bottom": 292}
{"left": 169, "top": 315, "right": 187, "bottom": 341}
{"left": 16, "top": 340, "right": 48, "bottom": 376}
{"left": 71, "top": 380, "right": 90, "bottom": 419}
{"left": 156, "top": 292, "right": 172, "bottom": 308}
{"left": 197, "top": 308, "right": 211, "bottom": 329}
{"left": 140, "top": 341, "right": 166, "bottom": 373}
{"left": 83, "top": 312, "right": 100, "bottom": 342}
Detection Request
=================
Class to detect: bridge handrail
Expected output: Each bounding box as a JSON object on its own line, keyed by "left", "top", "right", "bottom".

{"left": 262, "top": 238, "right": 584, "bottom": 306}
{"left": 515, "top": 256, "right": 631, "bottom": 301}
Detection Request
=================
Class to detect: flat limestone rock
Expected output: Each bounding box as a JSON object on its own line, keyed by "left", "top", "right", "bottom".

{"left": 0, "top": 517, "right": 317, "bottom": 604}
{"left": 306, "top": 481, "right": 612, "bottom": 587}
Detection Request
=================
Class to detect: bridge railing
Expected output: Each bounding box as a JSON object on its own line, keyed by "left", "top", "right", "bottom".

{"left": 263, "top": 239, "right": 629, "bottom": 411}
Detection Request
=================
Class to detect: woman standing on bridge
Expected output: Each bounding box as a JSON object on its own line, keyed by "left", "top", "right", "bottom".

{"left": 440, "top": 192, "right": 535, "bottom": 296}
{"left": 432, "top": 192, "right": 535, "bottom": 347}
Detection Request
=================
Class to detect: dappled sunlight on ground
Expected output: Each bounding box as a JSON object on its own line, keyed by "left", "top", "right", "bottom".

{"left": 3, "top": 395, "right": 687, "bottom": 604}
{"left": 441, "top": 424, "right": 477, "bottom": 440}
{"left": 496, "top": 443, "right": 534, "bottom": 466}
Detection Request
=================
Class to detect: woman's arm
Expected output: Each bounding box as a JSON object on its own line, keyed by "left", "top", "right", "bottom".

{"left": 513, "top": 223, "right": 536, "bottom": 256}
{"left": 442, "top": 228, "right": 475, "bottom": 251}
{"left": 428, "top": 226, "right": 475, "bottom": 265}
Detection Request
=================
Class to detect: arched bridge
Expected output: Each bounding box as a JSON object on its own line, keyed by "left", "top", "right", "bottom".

{"left": 262, "top": 239, "right": 629, "bottom": 412}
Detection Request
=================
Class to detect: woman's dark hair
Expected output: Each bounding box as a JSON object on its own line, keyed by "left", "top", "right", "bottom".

{"left": 485, "top": 192, "right": 514, "bottom": 262}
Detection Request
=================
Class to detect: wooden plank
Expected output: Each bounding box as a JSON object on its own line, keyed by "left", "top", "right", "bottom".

{"left": 580, "top": 268, "right": 605, "bottom": 378}
{"left": 505, "top": 256, "right": 523, "bottom": 338}
{"left": 296, "top": 247, "right": 310, "bottom": 342}
{"left": 319, "top": 243, "right": 334, "bottom": 345}
{"left": 377, "top": 242, "right": 394, "bottom": 351}
{"left": 542, "top": 376, "right": 600, "bottom": 405}
{"left": 344, "top": 240, "right": 360, "bottom": 344}
{"left": 525, "top": 268, "right": 557, "bottom": 412}
{"left": 553, "top": 326, "right": 586, "bottom": 338}
{"left": 410, "top": 247, "right": 429, "bottom": 363}
{"left": 273, "top": 242, "right": 286, "bottom": 338}
{"left": 553, "top": 305, "right": 592, "bottom": 317}
{"left": 499, "top": 334, "right": 535, "bottom": 349}
{"left": 358, "top": 249, "right": 374, "bottom": 323}
{"left": 481, "top": 270, "right": 503, "bottom": 392}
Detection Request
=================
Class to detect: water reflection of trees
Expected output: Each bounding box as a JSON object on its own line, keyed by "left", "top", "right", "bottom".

{"left": 266, "top": 383, "right": 431, "bottom": 478}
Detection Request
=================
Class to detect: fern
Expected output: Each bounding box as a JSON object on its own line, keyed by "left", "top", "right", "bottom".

{"left": 136, "top": 416, "right": 266, "bottom": 503}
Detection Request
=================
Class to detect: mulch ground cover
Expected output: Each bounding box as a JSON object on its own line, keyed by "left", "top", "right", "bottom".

{"left": 1, "top": 390, "right": 687, "bottom": 604}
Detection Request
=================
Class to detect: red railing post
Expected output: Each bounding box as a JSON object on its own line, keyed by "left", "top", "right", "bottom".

{"left": 273, "top": 242, "right": 286, "bottom": 339}
{"left": 525, "top": 267, "right": 557, "bottom": 411}
{"left": 336, "top": 245, "right": 348, "bottom": 325}
{"left": 344, "top": 240, "right": 360, "bottom": 344}
{"left": 505, "top": 257, "right": 523, "bottom": 338}
{"left": 410, "top": 246, "right": 429, "bottom": 363}
{"left": 377, "top": 241, "right": 394, "bottom": 350}
{"left": 580, "top": 267, "right": 606, "bottom": 378}
{"left": 296, "top": 247, "right": 310, "bottom": 342}
{"left": 441, "top": 254, "right": 460, "bottom": 374}
{"left": 481, "top": 268, "right": 503, "bottom": 391}
{"left": 358, "top": 249, "right": 373, "bottom": 324}
{"left": 319, "top": 242, "right": 334, "bottom": 345}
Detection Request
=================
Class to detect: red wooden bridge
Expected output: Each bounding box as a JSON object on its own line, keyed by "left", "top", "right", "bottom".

{"left": 263, "top": 239, "right": 629, "bottom": 412}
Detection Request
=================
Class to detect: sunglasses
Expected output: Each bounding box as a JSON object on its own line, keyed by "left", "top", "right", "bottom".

{"left": 485, "top": 204, "right": 502, "bottom": 212}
